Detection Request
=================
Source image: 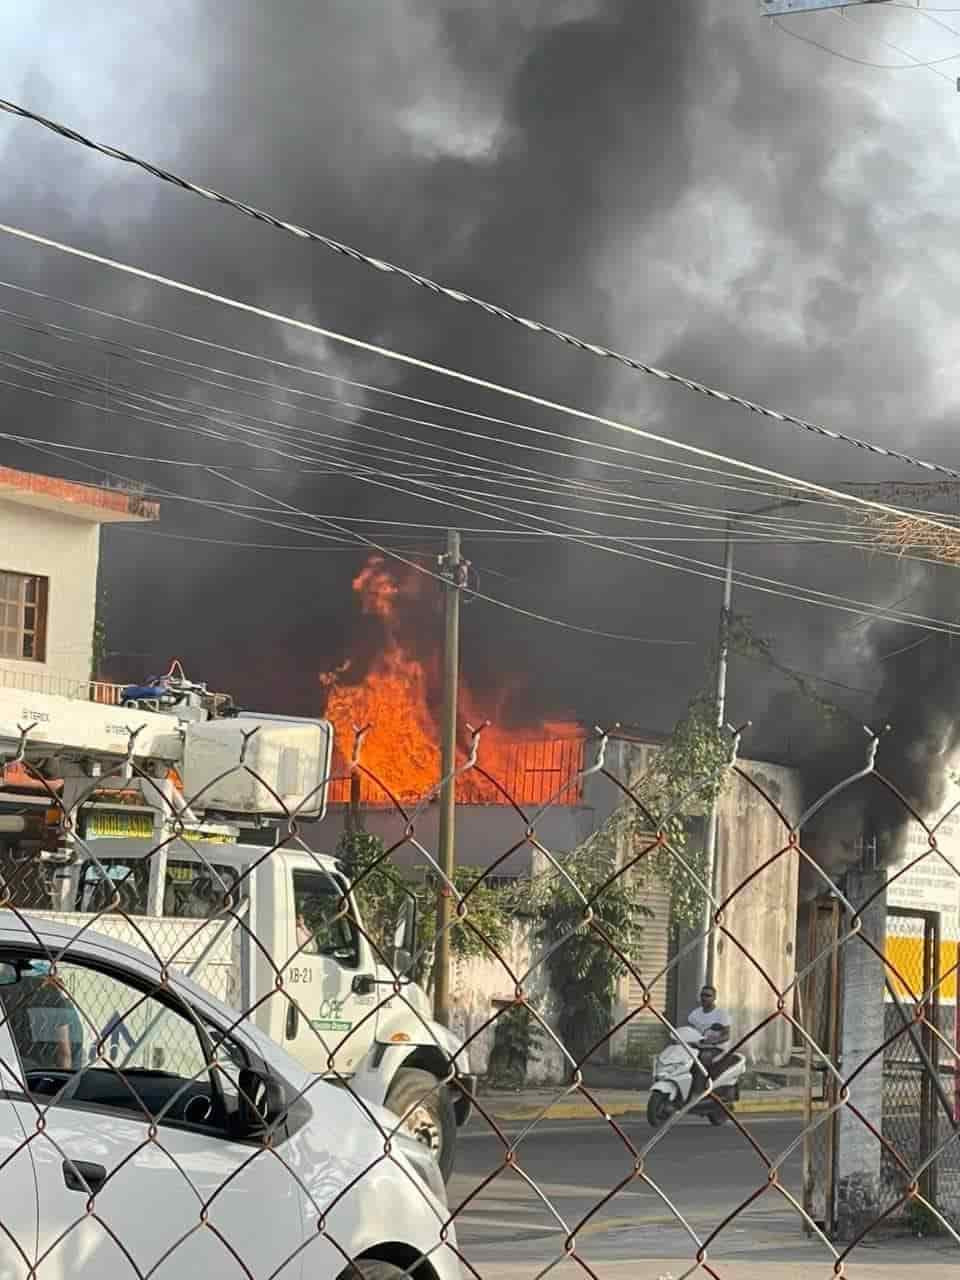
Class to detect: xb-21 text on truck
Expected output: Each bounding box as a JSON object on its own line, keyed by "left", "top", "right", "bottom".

{"left": 0, "top": 674, "right": 474, "bottom": 1180}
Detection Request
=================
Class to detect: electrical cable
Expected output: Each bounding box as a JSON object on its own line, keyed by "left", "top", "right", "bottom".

{"left": 772, "top": 13, "right": 958, "bottom": 79}
{"left": 204, "top": 466, "right": 960, "bottom": 636}
{"left": 8, "top": 337, "right": 955, "bottom": 600}
{"left": 1, "top": 221, "right": 956, "bottom": 542}
{"left": 1, "top": 99, "right": 960, "bottom": 479}
{"left": 2, "top": 243, "right": 955, "bottom": 628}
{"left": 17, "top": 281, "right": 953, "bottom": 532}
{"left": 0, "top": 294, "right": 847, "bottom": 512}
{"left": 12, "top": 434, "right": 691, "bottom": 647}
{"left": 21, "top": 410, "right": 958, "bottom": 636}
{"left": 0, "top": 362, "right": 918, "bottom": 562}
{"left": 0, "top": 320, "right": 910, "bottom": 548}
{"left": 16, "top": 302, "right": 960, "bottom": 558}
{"left": 4, "top": 344, "right": 954, "bottom": 591}
{"left": 360, "top": 462, "right": 960, "bottom": 632}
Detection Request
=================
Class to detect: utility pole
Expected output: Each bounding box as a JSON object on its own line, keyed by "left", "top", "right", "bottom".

{"left": 433, "top": 529, "right": 465, "bottom": 1026}
{"left": 700, "top": 521, "right": 734, "bottom": 991}
{"left": 698, "top": 496, "right": 807, "bottom": 990}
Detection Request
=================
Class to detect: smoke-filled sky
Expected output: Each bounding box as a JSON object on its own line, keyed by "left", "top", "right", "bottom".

{"left": 3, "top": 0, "right": 960, "bottom": 777}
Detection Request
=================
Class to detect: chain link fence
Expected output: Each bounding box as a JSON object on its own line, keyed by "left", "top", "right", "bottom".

{"left": 0, "top": 719, "right": 959, "bottom": 1277}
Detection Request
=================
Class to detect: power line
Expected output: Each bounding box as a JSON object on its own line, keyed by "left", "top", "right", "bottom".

{"left": 2, "top": 221, "right": 957, "bottom": 542}
{"left": 209, "top": 466, "right": 960, "bottom": 634}
{"left": 4, "top": 339, "right": 950, "bottom": 576}
{"left": 0, "top": 357, "right": 876, "bottom": 539}
{"left": 23, "top": 281, "right": 952, "bottom": 530}
{"left": 15, "top": 435, "right": 691, "bottom": 647}
{"left": 0, "top": 292, "right": 833, "bottom": 508}
{"left": 2, "top": 98, "right": 960, "bottom": 479}
{"left": 772, "top": 13, "right": 959, "bottom": 79}
{"left": 3, "top": 358, "right": 924, "bottom": 559}
{"left": 12, "top": 297, "right": 960, "bottom": 547}
{"left": 23, "top": 411, "right": 958, "bottom": 636}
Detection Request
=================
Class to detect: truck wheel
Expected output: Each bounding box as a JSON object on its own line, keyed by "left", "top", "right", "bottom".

{"left": 385, "top": 1067, "right": 456, "bottom": 1183}
{"left": 646, "top": 1091, "right": 672, "bottom": 1129}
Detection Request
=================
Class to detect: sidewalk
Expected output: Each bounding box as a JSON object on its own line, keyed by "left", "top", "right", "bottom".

{"left": 480, "top": 1251, "right": 955, "bottom": 1278}
{"left": 481, "top": 1083, "right": 810, "bottom": 1123}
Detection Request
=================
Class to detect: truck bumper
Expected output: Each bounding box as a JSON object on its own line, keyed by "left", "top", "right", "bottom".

{"left": 453, "top": 1072, "right": 477, "bottom": 1126}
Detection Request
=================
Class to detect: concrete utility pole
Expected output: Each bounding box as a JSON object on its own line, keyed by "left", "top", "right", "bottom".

{"left": 700, "top": 522, "right": 734, "bottom": 990}
{"left": 433, "top": 528, "right": 465, "bottom": 1027}
{"left": 698, "top": 497, "right": 806, "bottom": 990}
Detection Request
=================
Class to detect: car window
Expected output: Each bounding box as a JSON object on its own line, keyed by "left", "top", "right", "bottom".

{"left": 0, "top": 958, "right": 242, "bottom": 1129}
{"left": 76, "top": 858, "right": 240, "bottom": 919}
{"left": 293, "top": 869, "right": 358, "bottom": 967}
{"left": 161, "top": 861, "right": 240, "bottom": 919}
{"left": 76, "top": 859, "right": 150, "bottom": 914}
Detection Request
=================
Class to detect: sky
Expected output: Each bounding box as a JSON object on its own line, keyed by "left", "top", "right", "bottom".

{"left": 3, "top": 0, "right": 960, "bottom": 782}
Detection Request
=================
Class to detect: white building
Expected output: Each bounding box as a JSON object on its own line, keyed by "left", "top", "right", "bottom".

{"left": 0, "top": 465, "right": 158, "bottom": 697}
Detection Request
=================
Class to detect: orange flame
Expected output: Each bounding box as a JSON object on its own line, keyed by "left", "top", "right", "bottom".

{"left": 322, "top": 556, "right": 583, "bottom": 805}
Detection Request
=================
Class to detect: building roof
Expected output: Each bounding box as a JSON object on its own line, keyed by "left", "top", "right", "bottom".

{"left": 0, "top": 466, "right": 159, "bottom": 524}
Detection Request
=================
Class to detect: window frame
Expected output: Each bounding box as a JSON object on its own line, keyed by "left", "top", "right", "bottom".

{"left": 0, "top": 949, "right": 248, "bottom": 1140}
{"left": 0, "top": 570, "right": 48, "bottom": 663}
{"left": 292, "top": 868, "right": 360, "bottom": 969}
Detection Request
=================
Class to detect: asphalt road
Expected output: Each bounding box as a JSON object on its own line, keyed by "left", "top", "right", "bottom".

{"left": 449, "top": 1113, "right": 806, "bottom": 1267}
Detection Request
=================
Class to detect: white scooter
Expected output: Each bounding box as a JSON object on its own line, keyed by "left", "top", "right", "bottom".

{"left": 647, "top": 1026, "right": 747, "bottom": 1128}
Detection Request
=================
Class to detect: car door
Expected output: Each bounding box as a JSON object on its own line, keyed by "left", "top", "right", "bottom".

{"left": 0, "top": 951, "right": 305, "bottom": 1280}
{"left": 283, "top": 866, "right": 376, "bottom": 1075}
{"left": 0, "top": 972, "right": 39, "bottom": 1279}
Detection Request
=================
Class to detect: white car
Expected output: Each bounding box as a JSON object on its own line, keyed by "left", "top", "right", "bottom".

{"left": 0, "top": 916, "right": 461, "bottom": 1280}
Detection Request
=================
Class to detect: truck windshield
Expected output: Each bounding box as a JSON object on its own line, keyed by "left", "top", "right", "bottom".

{"left": 76, "top": 858, "right": 241, "bottom": 918}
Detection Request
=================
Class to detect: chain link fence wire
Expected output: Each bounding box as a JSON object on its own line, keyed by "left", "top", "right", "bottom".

{"left": 0, "top": 718, "right": 959, "bottom": 1276}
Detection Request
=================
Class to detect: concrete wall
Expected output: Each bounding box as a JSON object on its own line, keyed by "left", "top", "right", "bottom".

{"left": 710, "top": 760, "right": 804, "bottom": 1067}
{"left": 447, "top": 916, "right": 564, "bottom": 1085}
{"left": 0, "top": 500, "right": 100, "bottom": 687}
{"left": 317, "top": 803, "right": 601, "bottom": 877}
{"left": 600, "top": 749, "right": 802, "bottom": 1068}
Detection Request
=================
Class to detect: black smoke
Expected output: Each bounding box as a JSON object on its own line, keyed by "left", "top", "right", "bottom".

{"left": 1, "top": 0, "right": 959, "bottom": 782}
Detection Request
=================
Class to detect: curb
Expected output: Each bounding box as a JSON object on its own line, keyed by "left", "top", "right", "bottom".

{"left": 486, "top": 1095, "right": 814, "bottom": 1122}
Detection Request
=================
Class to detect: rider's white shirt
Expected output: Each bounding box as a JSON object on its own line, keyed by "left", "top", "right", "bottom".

{"left": 688, "top": 1005, "right": 732, "bottom": 1043}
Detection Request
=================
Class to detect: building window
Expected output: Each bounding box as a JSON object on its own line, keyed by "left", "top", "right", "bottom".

{"left": 0, "top": 571, "right": 48, "bottom": 662}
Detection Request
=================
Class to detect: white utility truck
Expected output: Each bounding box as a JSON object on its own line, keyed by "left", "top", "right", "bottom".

{"left": 0, "top": 672, "right": 473, "bottom": 1180}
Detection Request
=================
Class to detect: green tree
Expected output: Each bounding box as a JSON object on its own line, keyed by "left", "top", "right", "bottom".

{"left": 523, "top": 693, "right": 731, "bottom": 1080}
{"left": 336, "top": 829, "right": 512, "bottom": 989}
{"left": 525, "top": 845, "right": 653, "bottom": 1076}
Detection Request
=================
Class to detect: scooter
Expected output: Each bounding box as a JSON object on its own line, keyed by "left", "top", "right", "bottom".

{"left": 647, "top": 1025, "right": 747, "bottom": 1128}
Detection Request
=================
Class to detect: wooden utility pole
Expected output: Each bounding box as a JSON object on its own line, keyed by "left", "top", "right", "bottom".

{"left": 433, "top": 529, "right": 464, "bottom": 1026}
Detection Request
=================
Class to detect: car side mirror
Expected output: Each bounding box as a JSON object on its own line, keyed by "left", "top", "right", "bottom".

{"left": 0, "top": 962, "right": 17, "bottom": 986}
{"left": 233, "top": 1067, "right": 287, "bottom": 1140}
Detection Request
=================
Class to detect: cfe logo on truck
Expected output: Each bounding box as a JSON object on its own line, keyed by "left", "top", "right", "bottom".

{"left": 310, "top": 998, "right": 351, "bottom": 1032}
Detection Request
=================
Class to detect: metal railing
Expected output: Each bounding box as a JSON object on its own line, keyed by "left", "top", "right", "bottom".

{"left": 0, "top": 664, "right": 125, "bottom": 705}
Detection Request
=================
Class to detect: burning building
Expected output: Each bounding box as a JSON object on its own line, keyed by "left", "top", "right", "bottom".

{"left": 314, "top": 557, "right": 804, "bottom": 1072}
{"left": 321, "top": 554, "right": 586, "bottom": 813}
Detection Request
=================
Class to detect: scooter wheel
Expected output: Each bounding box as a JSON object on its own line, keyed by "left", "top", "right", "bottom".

{"left": 647, "top": 1092, "right": 672, "bottom": 1129}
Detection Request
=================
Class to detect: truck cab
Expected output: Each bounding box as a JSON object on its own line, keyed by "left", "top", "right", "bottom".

{"left": 50, "top": 832, "right": 473, "bottom": 1180}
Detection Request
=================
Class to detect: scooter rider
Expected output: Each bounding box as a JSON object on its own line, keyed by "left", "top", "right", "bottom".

{"left": 687, "top": 985, "right": 732, "bottom": 1087}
